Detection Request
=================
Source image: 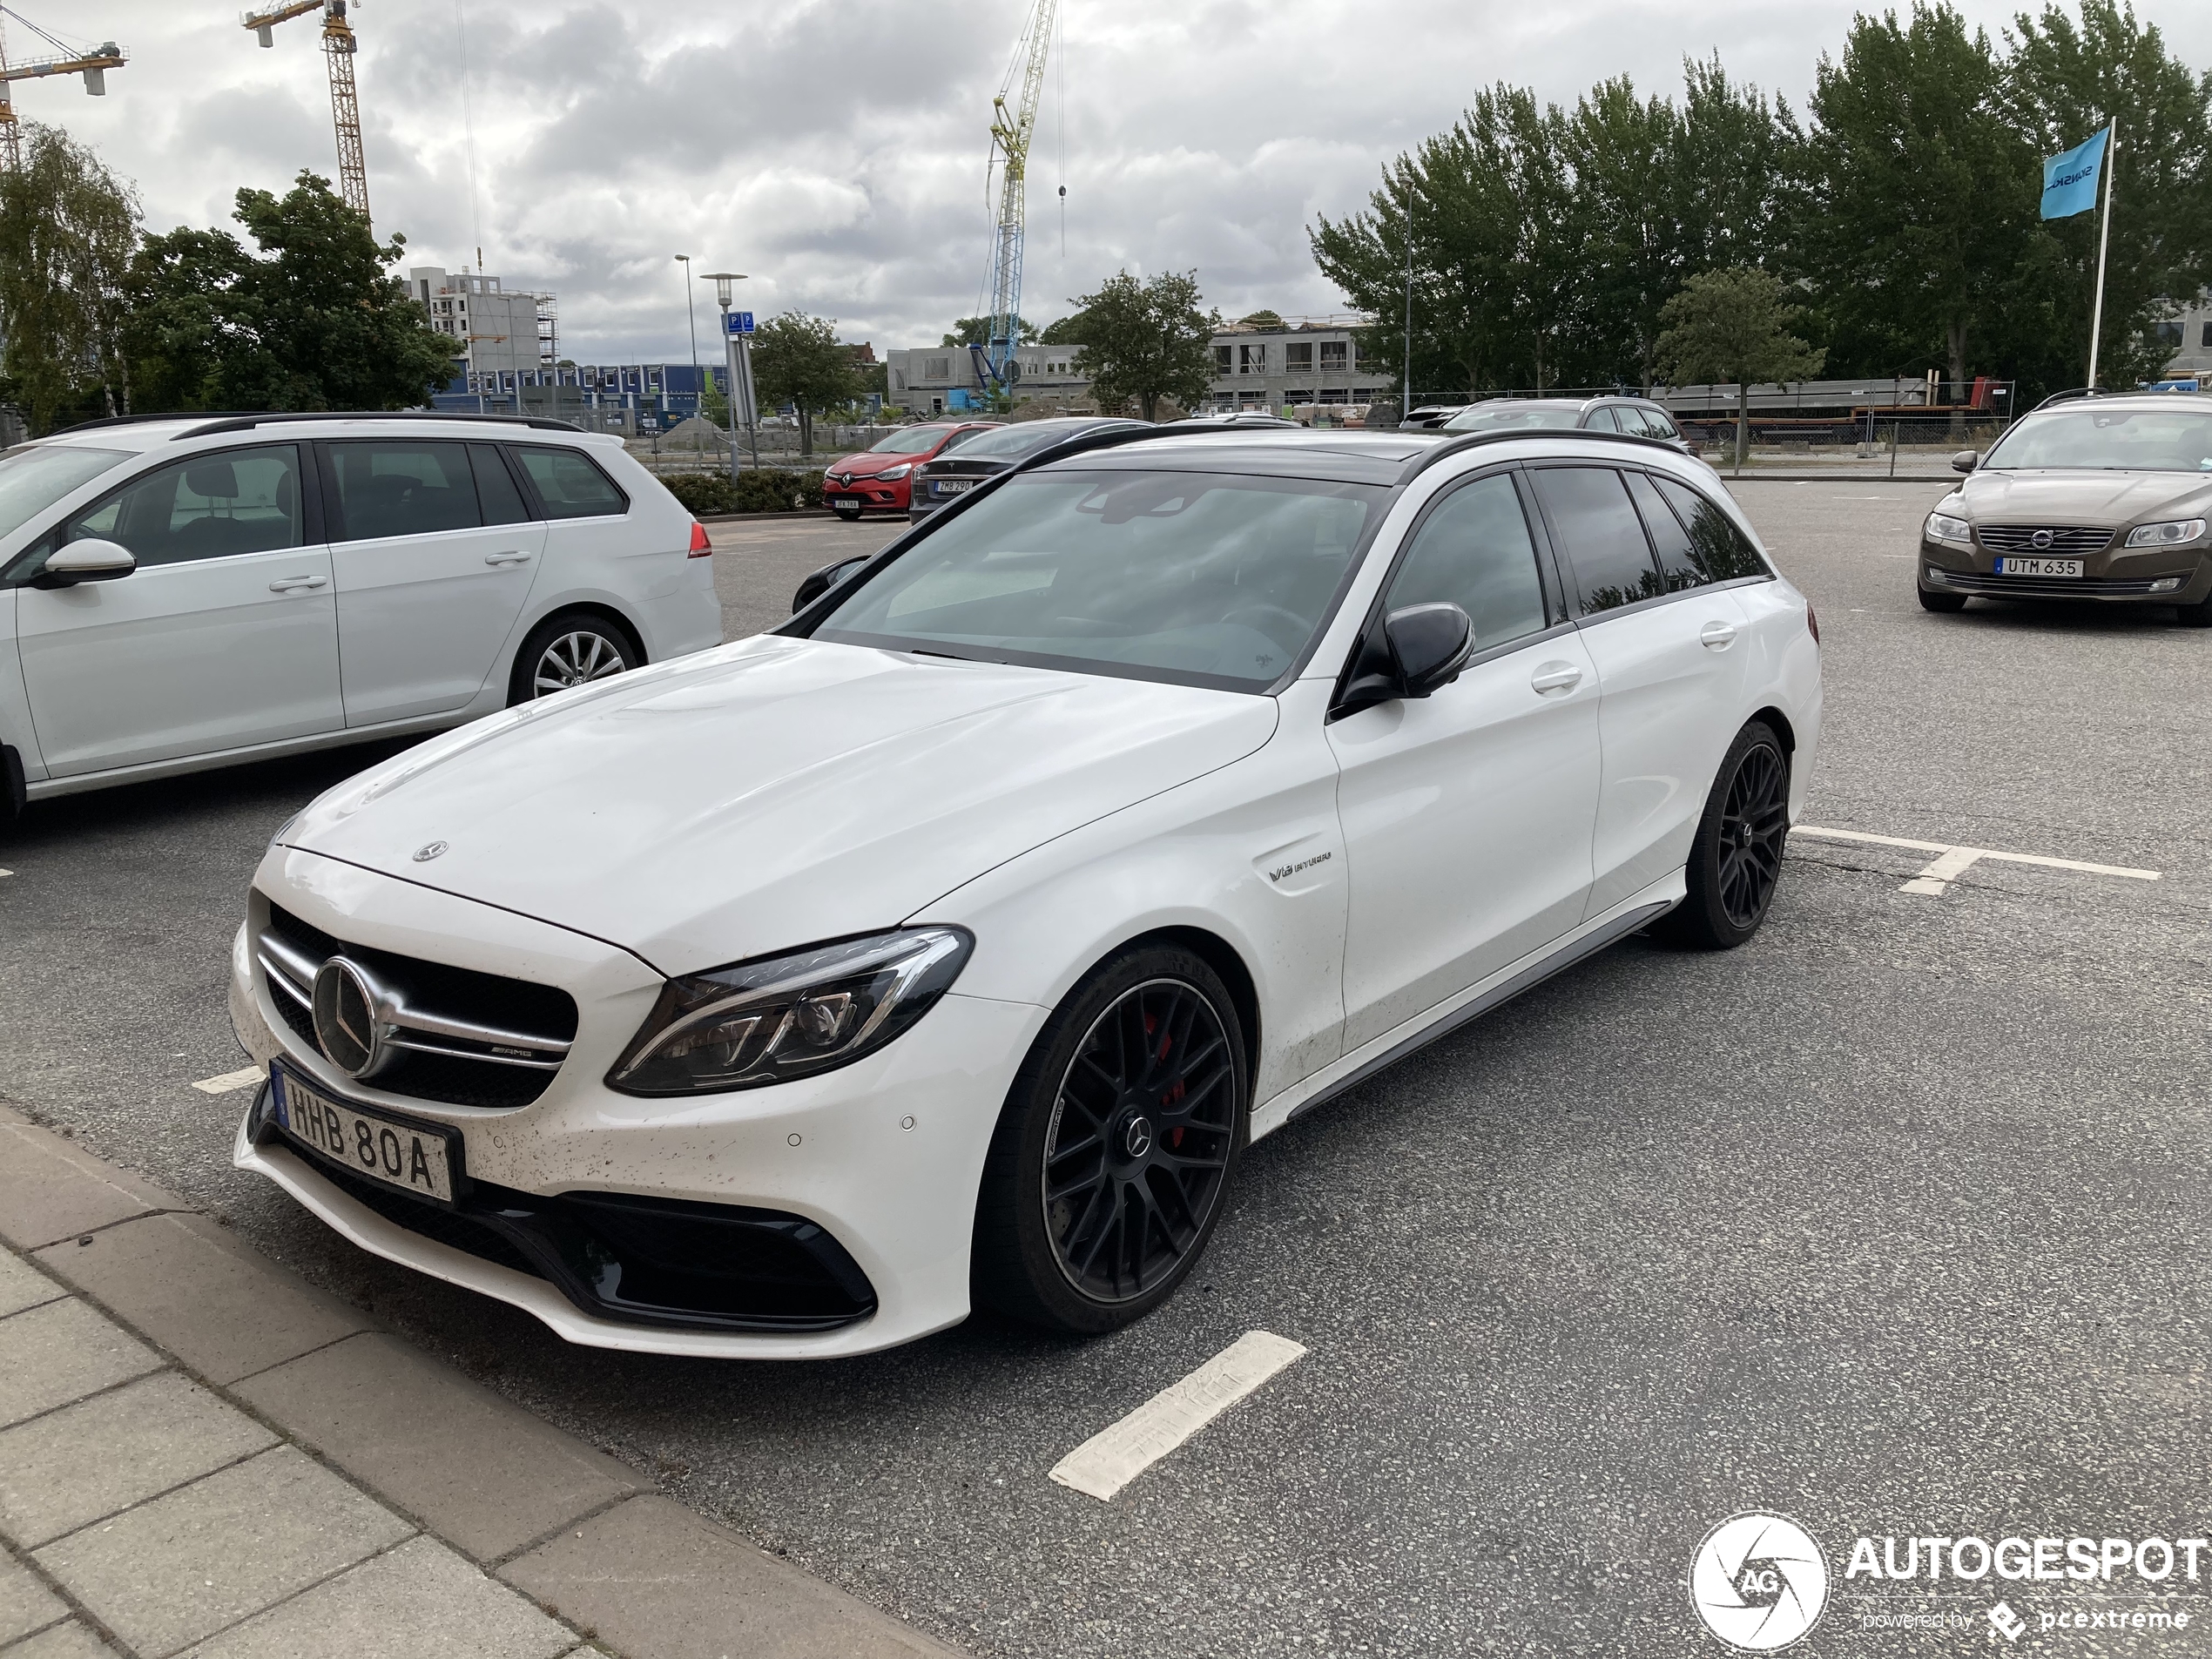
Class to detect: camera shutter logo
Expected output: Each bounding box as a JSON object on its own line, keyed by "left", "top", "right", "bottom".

{"left": 1689, "top": 1513, "right": 1829, "bottom": 1651}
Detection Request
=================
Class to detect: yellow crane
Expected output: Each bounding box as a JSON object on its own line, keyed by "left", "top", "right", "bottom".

{"left": 240, "top": 0, "right": 368, "bottom": 225}
{"left": 975, "top": 0, "right": 1058, "bottom": 390}
{"left": 0, "top": 6, "right": 126, "bottom": 172}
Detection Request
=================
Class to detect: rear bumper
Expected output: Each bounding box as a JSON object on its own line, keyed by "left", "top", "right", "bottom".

{"left": 1919, "top": 538, "right": 2212, "bottom": 604}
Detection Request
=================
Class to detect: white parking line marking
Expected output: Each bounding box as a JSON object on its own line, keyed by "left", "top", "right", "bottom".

{"left": 191, "top": 1067, "right": 266, "bottom": 1095}
{"left": 0, "top": 868, "right": 11, "bottom": 878}
{"left": 1049, "top": 1330, "right": 1305, "bottom": 1501}
{"left": 1792, "top": 826, "right": 2161, "bottom": 897}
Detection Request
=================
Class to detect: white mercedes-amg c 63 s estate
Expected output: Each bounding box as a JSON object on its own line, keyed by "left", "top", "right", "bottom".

{"left": 229, "top": 424, "right": 1822, "bottom": 1359}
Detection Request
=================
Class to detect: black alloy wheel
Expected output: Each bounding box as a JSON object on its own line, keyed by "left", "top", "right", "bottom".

{"left": 974, "top": 946, "right": 1248, "bottom": 1334}
{"left": 1655, "top": 719, "right": 1791, "bottom": 950}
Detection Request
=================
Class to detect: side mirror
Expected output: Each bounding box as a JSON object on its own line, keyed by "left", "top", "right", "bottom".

{"left": 1385, "top": 604, "right": 1475, "bottom": 697}
{"left": 1950, "top": 449, "right": 1979, "bottom": 474}
{"left": 792, "top": 555, "right": 870, "bottom": 614}
{"left": 32, "top": 538, "right": 136, "bottom": 589}
{"left": 1333, "top": 602, "right": 1476, "bottom": 718}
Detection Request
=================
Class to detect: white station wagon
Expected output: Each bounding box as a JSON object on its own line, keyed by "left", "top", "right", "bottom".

{"left": 0, "top": 412, "right": 719, "bottom": 815}
{"left": 229, "top": 423, "right": 1822, "bottom": 1360}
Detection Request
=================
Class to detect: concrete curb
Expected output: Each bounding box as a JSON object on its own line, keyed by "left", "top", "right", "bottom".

{"left": 0, "top": 1106, "right": 961, "bottom": 1659}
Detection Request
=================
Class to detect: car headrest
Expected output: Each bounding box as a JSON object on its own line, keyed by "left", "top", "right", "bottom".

{"left": 185, "top": 461, "right": 239, "bottom": 499}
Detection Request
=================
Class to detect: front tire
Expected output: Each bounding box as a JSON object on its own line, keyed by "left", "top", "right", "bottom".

{"left": 1654, "top": 719, "right": 1791, "bottom": 950}
{"left": 1918, "top": 586, "right": 1968, "bottom": 612}
{"left": 973, "top": 946, "right": 1248, "bottom": 1335}
{"left": 2174, "top": 593, "right": 2212, "bottom": 628}
{"left": 832, "top": 504, "right": 863, "bottom": 523}
{"left": 508, "top": 611, "right": 641, "bottom": 705}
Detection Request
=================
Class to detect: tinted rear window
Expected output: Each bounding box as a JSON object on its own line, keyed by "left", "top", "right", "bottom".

{"left": 327, "top": 441, "right": 479, "bottom": 541}
{"left": 1652, "top": 477, "right": 1768, "bottom": 582}
{"left": 515, "top": 446, "right": 628, "bottom": 519}
{"left": 1529, "top": 466, "right": 1662, "bottom": 616}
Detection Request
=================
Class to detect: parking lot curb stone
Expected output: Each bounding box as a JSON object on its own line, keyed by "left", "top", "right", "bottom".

{"left": 0, "top": 1101, "right": 966, "bottom": 1658}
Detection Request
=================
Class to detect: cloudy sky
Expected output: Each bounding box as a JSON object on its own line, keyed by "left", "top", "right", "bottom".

{"left": 21, "top": 0, "right": 2212, "bottom": 365}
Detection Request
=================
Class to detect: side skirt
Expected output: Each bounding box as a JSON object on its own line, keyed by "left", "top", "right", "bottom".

{"left": 1251, "top": 874, "right": 1683, "bottom": 1141}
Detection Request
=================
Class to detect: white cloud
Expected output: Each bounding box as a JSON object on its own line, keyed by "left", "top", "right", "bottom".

{"left": 24, "top": 0, "right": 2212, "bottom": 364}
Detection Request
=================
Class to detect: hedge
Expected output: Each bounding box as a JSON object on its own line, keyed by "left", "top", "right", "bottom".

{"left": 659, "top": 468, "right": 827, "bottom": 516}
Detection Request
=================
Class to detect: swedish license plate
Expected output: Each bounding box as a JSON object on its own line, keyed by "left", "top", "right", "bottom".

{"left": 831, "top": 495, "right": 861, "bottom": 508}
{"left": 935, "top": 479, "right": 974, "bottom": 495}
{"left": 1994, "top": 556, "right": 2082, "bottom": 577}
{"left": 271, "top": 1066, "right": 455, "bottom": 1202}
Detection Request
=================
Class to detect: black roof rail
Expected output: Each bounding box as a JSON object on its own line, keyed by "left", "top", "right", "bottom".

{"left": 174, "top": 410, "right": 583, "bottom": 440}
{"left": 1397, "top": 424, "right": 1682, "bottom": 484}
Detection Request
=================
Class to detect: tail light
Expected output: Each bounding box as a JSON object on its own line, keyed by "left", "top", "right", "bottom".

{"left": 687, "top": 522, "right": 712, "bottom": 557}
{"left": 1805, "top": 603, "right": 1819, "bottom": 644}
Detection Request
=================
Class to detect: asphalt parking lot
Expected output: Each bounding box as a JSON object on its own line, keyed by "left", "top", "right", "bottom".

{"left": 3, "top": 484, "right": 2209, "bottom": 1656}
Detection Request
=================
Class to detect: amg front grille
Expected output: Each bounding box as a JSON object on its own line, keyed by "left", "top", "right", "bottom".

{"left": 1976, "top": 523, "right": 2114, "bottom": 555}
{"left": 258, "top": 902, "right": 577, "bottom": 1109}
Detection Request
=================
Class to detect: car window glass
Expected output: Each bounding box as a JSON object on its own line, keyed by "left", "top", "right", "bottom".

{"left": 1653, "top": 476, "right": 1769, "bottom": 582}
{"left": 1641, "top": 408, "right": 1681, "bottom": 439}
{"left": 1384, "top": 473, "right": 1547, "bottom": 651}
{"left": 1982, "top": 408, "right": 2212, "bottom": 472}
{"left": 1529, "top": 467, "right": 1662, "bottom": 617}
{"left": 469, "top": 443, "right": 532, "bottom": 525}
{"left": 62, "top": 445, "right": 303, "bottom": 567}
{"left": 0, "top": 444, "right": 130, "bottom": 543}
{"left": 1440, "top": 403, "right": 1582, "bottom": 433}
{"left": 868, "top": 426, "right": 961, "bottom": 456}
{"left": 819, "top": 469, "right": 1379, "bottom": 691}
{"left": 514, "top": 446, "right": 628, "bottom": 519}
{"left": 1586, "top": 407, "right": 1623, "bottom": 432}
{"left": 1624, "top": 471, "right": 1706, "bottom": 591}
{"left": 327, "top": 442, "right": 480, "bottom": 542}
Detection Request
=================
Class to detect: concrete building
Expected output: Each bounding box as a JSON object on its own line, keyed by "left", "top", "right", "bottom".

{"left": 885, "top": 314, "right": 1389, "bottom": 417}
{"left": 410, "top": 266, "right": 558, "bottom": 380}
{"left": 2154, "top": 296, "right": 2212, "bottom": 384}
{"left": 429, "top": 362, "right": 728, "bottom": 435}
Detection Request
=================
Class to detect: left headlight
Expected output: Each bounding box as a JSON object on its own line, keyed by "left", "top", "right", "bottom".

{"left": 607, "top": 927, "right": 974, "bottom": 1096}
{"left": 2125, "top": 517, "right": 2208, "bottom": 548}
{"left": 1926, "top": 512, "right": 1973, "bottom": 546}
{"left": 878, "top": 463, "right": 913, "bottom": 481}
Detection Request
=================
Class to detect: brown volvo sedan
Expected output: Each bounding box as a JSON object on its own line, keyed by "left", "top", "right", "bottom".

{"left": 1919, "top": 391, "right": 2212, "bottom": 625}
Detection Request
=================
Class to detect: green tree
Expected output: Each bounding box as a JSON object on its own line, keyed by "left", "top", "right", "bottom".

{"left": 1562, "top": 77, "right": 1680, "bottom": 389}
{"left": 1804, "top": 4, "right": 2039, "bottom": 398}
{"left": 1654, "top": 266, "right": 1825, "bottom": 469}
{"left": 1670, "top": 57, "right": 1808, "bottom": 284}
{"left": 125, "top": 171, "right": 454, "bottom": 413}
{"left": 0, "top": 122, "right": 139, "bottom": 435}
{"left": 2000, "top": 1, "right": 2212, "bottom": 393}
{"left": 1058, "top": 270, "right": 1218, "bottom": 421}
{"left": 750, "top": 312, "right": 863, "bottom": 455}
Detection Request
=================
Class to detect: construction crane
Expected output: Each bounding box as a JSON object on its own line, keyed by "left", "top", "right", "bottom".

{"left": 0, "top": 6, "right": 126, "bottom": 172}
{"left": 973, "top": 0, "right": 1058, "bottom": 393}
{"left": 240, "top": 0, "right": 369, "bottom": 225}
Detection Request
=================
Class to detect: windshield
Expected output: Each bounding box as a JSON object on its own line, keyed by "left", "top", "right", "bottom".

{"left": 1441, "top": 403, "right": 1584, "bottom": 432}
{"left": 1983, "top": 408, "right": 2212, "bottom": 472}
{"left": 815, "top": 469, "right": 1380, "bottom": 691}
{"left": 868, "top": 426, "right": 963, "bottom": 455}
{"left": 941, "top": 423, "right": 1105, "bottom": 462}
{"left": 0, "top": 443, "right": 132, "bottom": 543}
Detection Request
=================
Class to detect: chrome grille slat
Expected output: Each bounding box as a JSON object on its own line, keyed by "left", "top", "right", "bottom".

{"left": 384, "top": 1035, "right": 565, "bottom": 1071}
{"left": 1976, "top": 523, "right": 2114, "bottom": 555}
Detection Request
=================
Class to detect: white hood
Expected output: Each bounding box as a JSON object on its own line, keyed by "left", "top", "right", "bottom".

{"left": 282, "top": 636, "right": 1278, "bottom": 976}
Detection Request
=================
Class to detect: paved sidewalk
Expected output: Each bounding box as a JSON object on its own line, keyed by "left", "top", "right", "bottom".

{"left": 0, "top": 1106, "right": 956, "bottom": 1659}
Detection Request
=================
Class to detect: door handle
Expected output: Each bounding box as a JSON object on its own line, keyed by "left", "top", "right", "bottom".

{"left": 1529, "top": 661, "right": 1583, "bottom": 695}
{"left": 268, "top": 575, "right": 327, "bottom": 592}
{"left": 1700, "top": 619, "right": 1738, "bottom": 650}
{"left": 483, "top": 552, "right": 534, "bottom": 566}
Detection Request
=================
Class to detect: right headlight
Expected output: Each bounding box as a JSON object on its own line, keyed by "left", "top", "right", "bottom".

{"left": 607, "top": 927, "right": 974, "bottom": 1096}
{"left": 1926, "top": 512, "right": 1973, "bottom": 546}
{"left": 2125, "top": 517, "right": 2208, "bottom": 548}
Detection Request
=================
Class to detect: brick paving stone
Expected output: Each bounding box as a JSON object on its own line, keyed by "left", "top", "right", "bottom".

{"left": 0, "top": 1618, "right": 118, "bottom": 1658}
{"left": 0, "top": 1249, "right": 64, "bottom": 1320}
{"left": 0, "top": 1116, "right": 170, "bottom": 1253}
{"left": 0, "top": 1300, "right": 160, "bottom": 1431}
{"left": 33, "top": 1446, "right": 412, "bottom": 1657}
{"left": 0, "top": 1547, "right": 70, "bottom": 1644}
{"left": 0, "top": 1372, "right": 277, "bottom": 1548}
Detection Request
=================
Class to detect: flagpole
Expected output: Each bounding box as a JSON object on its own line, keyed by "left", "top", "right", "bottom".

{"left": 2087, "top": 118, "right": 2117, "bottom": 388}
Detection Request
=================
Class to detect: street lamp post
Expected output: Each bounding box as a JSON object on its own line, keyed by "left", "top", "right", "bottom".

{"left": 700, "top": 271, "right": 759, "bottom": 479}
{"left": 675, "top": 254, "right": 704, "bottom": 467}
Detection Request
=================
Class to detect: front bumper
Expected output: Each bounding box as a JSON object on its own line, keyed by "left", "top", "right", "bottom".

{"left": 822, "top": 475, "right": 910, "bottom": 513}
{"left": 1919, "top": 536, "right": 2212, "bottom": 604}
{"left": 229, "top": 850, "right": 1047, "bottom": 1359}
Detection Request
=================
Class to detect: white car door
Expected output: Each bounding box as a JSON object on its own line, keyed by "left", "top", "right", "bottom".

{"left": 506, "top": 442, "right": 637, "bottom": 646}
{"left": 1525, "top": 463, "right": 1755, "bottom": 918}
{"left": 1328, "top": 468, "right": 1603, "bottom": 1050}
{"left": 14, "top": 443, "right": 342, "bottom": 776}
{"left": 323, "top": 438, "right": 546, "bottom": 725}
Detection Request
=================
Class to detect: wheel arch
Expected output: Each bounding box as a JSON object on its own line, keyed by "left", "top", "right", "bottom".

{"left": 504, "top": 601, "right": 649, "bottom": 704}
{"left": 1750, "top": 704, "right": 1797, "bottom": 756}
{"left": 1096, "top": 924, "right": 1264, "bottom": 1107}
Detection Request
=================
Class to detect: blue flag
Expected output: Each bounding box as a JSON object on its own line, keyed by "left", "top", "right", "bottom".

{"left": 2041, "top": 128, "right": 2109, "bottom": 220}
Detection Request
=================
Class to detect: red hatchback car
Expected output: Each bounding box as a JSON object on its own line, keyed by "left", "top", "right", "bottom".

{"left": 820, "top": 421, "right": 999, "bottom": 521}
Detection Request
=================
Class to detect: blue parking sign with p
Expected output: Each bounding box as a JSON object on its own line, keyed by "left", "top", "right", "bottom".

{"left": 726, "top": 311, "right": 755, "bottom": 335}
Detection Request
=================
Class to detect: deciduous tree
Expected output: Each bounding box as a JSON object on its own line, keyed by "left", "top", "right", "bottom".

{"left": 1058, "top": 271, "right": 1217, "bottom": 421}
{"left": 750, "top": 312, "right": 863, "bottom": 455}
{"left": 1654, "top": 266, "right": 1825, "bottom": 469}
{"left": 0, "top": 123, "right": 138, "bottom": 435}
